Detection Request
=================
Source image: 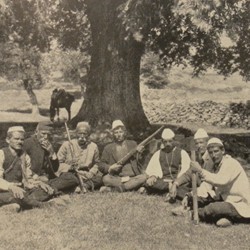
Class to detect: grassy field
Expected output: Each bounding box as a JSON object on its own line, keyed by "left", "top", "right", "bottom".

{"left": 0, "top": 192, "right": 249, "bottom": 250}
{"left": 0, "top": 65, "right": 249, "bottom": 123}
{"left": 0, "top": 65, "right": 250, "bottom": 250}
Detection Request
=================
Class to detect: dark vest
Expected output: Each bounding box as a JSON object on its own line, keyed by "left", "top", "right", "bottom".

{"left": 2, "top": 147, "right": 23, "bottom": 183}
{"left": 159, "top": 147, "right": 182, "bottom": 179}
{"left": 23, "top": 136, "right": 58, "bottom": 178}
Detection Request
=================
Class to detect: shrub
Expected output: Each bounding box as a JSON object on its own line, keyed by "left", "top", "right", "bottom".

{"left": 141, "top": 52, "right": 169, "bottom": 89}
{"left": 0, "top": 42, "right": 47, "bottom": 89}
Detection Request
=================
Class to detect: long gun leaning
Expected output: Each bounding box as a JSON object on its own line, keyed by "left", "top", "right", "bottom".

{"left": 64, "top": 122, "right": 86, "bottom": 193}
{"left": 117, "top": 126, "right": 165, "bottom": 166}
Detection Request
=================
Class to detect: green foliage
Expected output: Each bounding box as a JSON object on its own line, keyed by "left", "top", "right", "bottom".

{"left": 52, "top": 0, "right": 91, "bottom": 51}
{"left": 42, "top": 48, "right": 90, "bottom": 85}
{"left": 1, "top": 0, "right": 57, "bottom": 51}
{"left": 141, "top": 53, "right": 169, "bottom": 89}
{"left": 58, "top": 50, "right": 90, "bottom": 84}
{"left": 120, "top": 0, "right": 250, "bottom": 80}
{"left": 0, "top": 42, "right": 47, "bottom": 88}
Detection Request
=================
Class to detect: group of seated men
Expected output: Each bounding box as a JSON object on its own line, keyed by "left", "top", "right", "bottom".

{"left": 0, "top": 119, "right": 250, "bottom": 228}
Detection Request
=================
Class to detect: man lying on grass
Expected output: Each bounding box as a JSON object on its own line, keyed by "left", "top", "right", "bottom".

{"left": 173, "top": 137, "right": 250, "bottom": 227}
{"left": 142, "top": 128, "right": 190, "bottom": 200}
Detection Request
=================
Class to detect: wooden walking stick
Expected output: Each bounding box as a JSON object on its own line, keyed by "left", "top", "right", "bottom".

{"left": 64, "top": 122, "right": 85, "bottom": 193}
{"left": 191, "top": 150, "right": 199, "bottom": 225}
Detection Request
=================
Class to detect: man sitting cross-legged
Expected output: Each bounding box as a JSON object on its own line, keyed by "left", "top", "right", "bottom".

{"left": 23, "top": 122, "right": 81, "bottom": 198}
{"left": 173, "top": 138, "right": 250, "bottom": 227}
{"left": 98, "top": 120, "right": 146, "bottom": 192}
{"left": 57, "top": 122, "right": 102, "bottom": 192}
{"left": 143, "top": 128, "right": 190, "bottom": 200}
{"left": 23, "top": 121, "right": 59, "bottom": 182}
{"left": 0, "top": 126, "right": 56, "bottom": 211}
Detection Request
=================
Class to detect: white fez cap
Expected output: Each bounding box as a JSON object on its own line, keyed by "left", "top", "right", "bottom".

{"left": 76, "top": 122, "right": 91, "bottom": 132}
{"left": 112, "top": 120, "right": 125, "bottom": 130}
{"left": 161, "top": 128, "right": 175, "bottom": 140}
{"left": 7, "top": 126, "right": 25, "bottom": 133}
{"left": 194, "top": 128, "right": 208, "bottom": 140}
{"left": 207, "top": 138, "right": 223, "bottom": 147}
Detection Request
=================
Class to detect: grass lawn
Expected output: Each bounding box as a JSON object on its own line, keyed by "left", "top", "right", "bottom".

{"left": 0, "top": 192, "right": 249, "bottom": 250}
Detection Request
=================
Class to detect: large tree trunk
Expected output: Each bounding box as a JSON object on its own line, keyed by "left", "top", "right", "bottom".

{"left": 70, "top": 0, "right": 150, "bottom": 133}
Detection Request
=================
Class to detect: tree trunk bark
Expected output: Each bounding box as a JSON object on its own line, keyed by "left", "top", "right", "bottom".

{"left": 70, "top": 0, "right": 150, "bottom": 133}
{"left": 23, "top": 79, "right": 40, "bottom": 115}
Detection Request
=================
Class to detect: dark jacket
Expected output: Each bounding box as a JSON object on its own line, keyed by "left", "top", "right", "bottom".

{"left": 23, "top": 136, "right": 59, "bottom": 178}
{"left": 98, "top": 140, "right": 141, "bottom": 176}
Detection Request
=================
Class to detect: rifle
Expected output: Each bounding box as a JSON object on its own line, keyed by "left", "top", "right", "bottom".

{"left": 117, "top": 126, "right": 164, "bottom": 165}
{"left": 191, "top": 150, "right": 199, "bottom": 225}
{"left": 64, "top": 122, "right": 85, "bottom": 193}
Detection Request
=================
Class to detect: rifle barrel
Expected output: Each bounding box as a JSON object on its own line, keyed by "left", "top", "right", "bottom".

{"left": 117, "top": 126, "right": 164, "bottom": 165}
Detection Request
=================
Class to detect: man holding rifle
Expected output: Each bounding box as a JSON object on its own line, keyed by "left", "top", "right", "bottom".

{"left": 143, "top": 128, "right": 190, "bottom": 198}
{"left": 57, "top": 121, "right": 102, "bottom": 192}
{"left": 98, "top": 120, "right": 147, "bottom": 192}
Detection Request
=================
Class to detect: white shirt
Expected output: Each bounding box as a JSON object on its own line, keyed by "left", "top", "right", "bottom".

{"left": 146, "top": 147, "right": 190, "bottom": 179}
{"left": 201, "top": 155, "right": 250, "bottom": 218}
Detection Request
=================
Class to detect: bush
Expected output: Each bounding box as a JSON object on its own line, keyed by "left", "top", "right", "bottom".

{"left": 0, "top": 42, "right": 47, "bottom": 89}
{"left": 42, "top": 48, "right": 90, "bottom": 88}
{"left": 141, "top": 52, "right": 169, "bottom": 89}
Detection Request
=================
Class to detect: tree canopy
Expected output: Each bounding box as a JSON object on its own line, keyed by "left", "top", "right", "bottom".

{"left": 51, "top": 0, "right": 250, "bottom": 80}
{"left": 0, "top": 0, "right": 249, "bottom": 130}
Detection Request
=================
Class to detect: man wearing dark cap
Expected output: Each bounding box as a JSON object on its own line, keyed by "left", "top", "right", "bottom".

{"left": 23, "top": 121, "right": 59, "bottom": 181}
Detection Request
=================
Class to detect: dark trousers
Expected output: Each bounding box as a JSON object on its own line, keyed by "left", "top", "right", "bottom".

{"left": 0, "top": 190, "right": 46, "bottom": 209}
{"left": 0, "top": 172, "right": 80, "bottom": 210}
{"left": 49, "top": 172, "right": 79, "bottom": 193}
{"left": 198, "top": 201, "right": 250, "bottom": 223}
{"left": 26, "top": 172, "right": 80, "bottom": 203}
{"left": 81, "top": 172, "right": 103, "bottom": 191}
{"left": 103, "top": 174, "right": 147, "bottom": 191}
{"left": 145, "top": 178, "right": 191, "bottom": 200}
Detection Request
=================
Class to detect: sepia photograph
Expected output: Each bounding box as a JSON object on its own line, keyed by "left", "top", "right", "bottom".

{"left": 0, "top": 0, "right": 250, "bottom": 249}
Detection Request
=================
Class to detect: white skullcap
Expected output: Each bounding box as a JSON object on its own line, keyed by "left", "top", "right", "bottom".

{"left": 112, "top": 120, "right": 125, "bottom": 130}
{"left": 207, "top": 138, "right": 223, "bottom": 147}
{"left": 7, "top": 126, "right": 25, "bottom": 133}
{"left": 76, "top": 122, "right": 91, "bottom": 132}
{"left": 194, "top": 128, "right": 208, "bottom": 140}
{"left": 161, "top": 128, "right": 175, "bottom": 140}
